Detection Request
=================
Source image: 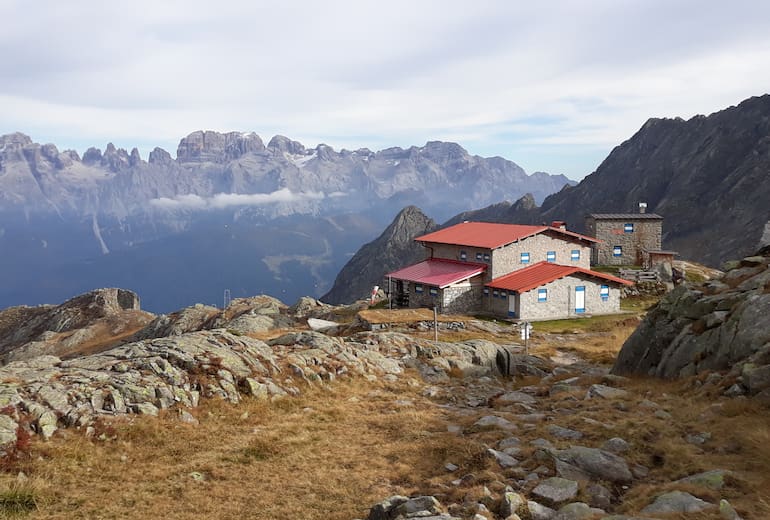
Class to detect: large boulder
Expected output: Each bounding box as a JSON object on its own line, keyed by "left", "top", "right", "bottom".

{"left": 613, "top": 250, "right": 770, "bottom": 380}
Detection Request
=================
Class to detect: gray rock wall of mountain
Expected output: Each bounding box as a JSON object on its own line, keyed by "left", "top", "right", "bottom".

{"left": 321, "top": 206, "right": 438, "bottom": 304}
{"left": 477, "top": 95, "right": 770, "bottom": 268}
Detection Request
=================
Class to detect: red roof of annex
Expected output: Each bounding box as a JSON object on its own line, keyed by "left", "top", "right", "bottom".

{"left": 386, "top": 258, "right": 487, "bottom": 288}
{"left": 415, "top": 221, "right": 599, "bottom": 249}
{"left": 487, "top": 261, "right": 633, "bottom": 293}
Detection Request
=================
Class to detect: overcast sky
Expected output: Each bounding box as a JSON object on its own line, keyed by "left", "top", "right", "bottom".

{"left": 2, "top": 0, "right": 770, "bottom": 179}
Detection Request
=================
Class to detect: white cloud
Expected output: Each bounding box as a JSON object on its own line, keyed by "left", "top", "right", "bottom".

{"left": 2, "top": 0, "right": 770, "bottom": 179}
{"left": 149, "top": 188, "right": 329, "bottom": 210}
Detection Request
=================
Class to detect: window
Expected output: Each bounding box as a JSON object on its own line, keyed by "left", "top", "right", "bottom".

{"left": 546, "top": 251, "right": 556, "bottom": 263}
{"left": 600, "top": 285, "right": 610, "bottom": 301}
{"left": 483, "top": 287, "right": 489, "bottom": 295}
{"left": 414, "top": 284, "right": 423, "bottom": 293}
{"left": 483, "top": 253, "right": 490, "bottom": 262}
{"left": 493, "top": 290, "right": 499, "bottom": 298}
{"left": 613, "top": 245, "right": 622, "bottom": 257}
{"left": 520, "top": 252, "right": 530, "bottom": 264}
{"left": 571, "top": 250, "right": 580, "bottom": 261}
{"left": 476, "top": 252, "right": 483, "bottom": 261}
{"left": 429, "top": 287, "right": 438, "bottom": 296}
{"left": 537, "top": 288, "right": 548, "bottom": 302}
{"left": 459, "top": 250, "right": 467, "bottom": 260}
{"left": 624, "top": 223, "right": 634, "bottom": 233}
{"left": 500, "top": 291, "right": 507, "bottom": 299}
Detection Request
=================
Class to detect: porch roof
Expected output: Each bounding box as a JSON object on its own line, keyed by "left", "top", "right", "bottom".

{"left": 387, "top": 258, "right": 487, "bottom": 289}
{"left": 487, "top": 261, "right": 633, "bottom": 293}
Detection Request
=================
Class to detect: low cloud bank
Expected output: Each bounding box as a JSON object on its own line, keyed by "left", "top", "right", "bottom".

{"left": 150, "top": 188, "right": 333, "bottom": 210}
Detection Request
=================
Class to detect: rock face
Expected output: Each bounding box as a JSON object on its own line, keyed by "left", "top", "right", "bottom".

{"left": 0, "top": 288, "right": 152, "bottom": 363}
{"left": 613, "top": 248, "right": 770, "bottom": 387}
{"left": 455, "top": 95, "right": 770, "bottom": 268}
{"left": 322, "top": 206, "right": 438, "bottom": 304}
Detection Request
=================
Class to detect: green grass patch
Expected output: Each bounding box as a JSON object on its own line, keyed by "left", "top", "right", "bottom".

{"left": 531, "top": 314, "right": 624, "bottom": 334}
{"left": 0, "top": 483, "right": 38, "bottom": 516}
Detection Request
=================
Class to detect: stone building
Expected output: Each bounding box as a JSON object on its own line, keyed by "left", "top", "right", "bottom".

{"left": 386, "top": 221, "right": 631, "bottom": 319}
{"left": 585, "top": 212, "right": 663, "bottom": 266}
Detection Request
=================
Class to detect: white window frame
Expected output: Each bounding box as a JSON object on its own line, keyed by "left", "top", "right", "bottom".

{"left": 546, "top": 251, "right": 556, "bottom": 263}
{"left": 520, "top": 252, "right": 530, "bottom": 264}
{"left": 571, "top": 249, "right": 580, "bottom": 261}
{"left": 613, "top": 245, "right": 622, "bottom": 257}
{"left": 600, "top": 285, "right": 610, "bottom": 301}
{"left": 537, "top": 288, "right": 547, "bottom": 302}
{"left": 624, "top": 223, "right": 634, "bottom": 233}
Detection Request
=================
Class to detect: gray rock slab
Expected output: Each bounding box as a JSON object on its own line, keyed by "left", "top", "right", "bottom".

{"left": 585, "top": 384, "right": 629, "bottom": 400}
{"left": 532, "top": 477, "right": 579, "bottom": 505}
{"left": 473, "top": 415, "right": 517, "bottom": 431}
{"left": 641, "top": 491, "right": 715, "bottom": 514}
{"left": 553, "top": 446, "right": 632, "bottom": 483}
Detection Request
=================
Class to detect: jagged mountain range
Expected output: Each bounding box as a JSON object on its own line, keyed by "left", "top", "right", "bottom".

{"left": 0, "top": 131, "right": 572, "bottom": 312}
{"left": 325, "top": 95, "right": 770, "bottom": 303}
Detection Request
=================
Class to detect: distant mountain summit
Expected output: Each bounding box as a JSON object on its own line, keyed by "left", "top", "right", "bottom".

{"left": 321, "top": 206, "right": 438, "bottom": 304}
{"left": 0, "top": 131, "right": 573, "bottom": 221}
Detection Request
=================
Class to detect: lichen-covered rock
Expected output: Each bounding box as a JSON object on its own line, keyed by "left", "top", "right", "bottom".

{"left": 641, "top": 491, "right": 714, "bottom": 514}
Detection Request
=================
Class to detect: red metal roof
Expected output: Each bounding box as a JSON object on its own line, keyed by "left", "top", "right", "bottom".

{"left": 487, "top": 261, "right": 633, "bottom": 293}
{"left": 415, "top": 222, "right": 598, "bottom": 249}
{"left": 386, "top": 258, "right": 487, "bottom": 288}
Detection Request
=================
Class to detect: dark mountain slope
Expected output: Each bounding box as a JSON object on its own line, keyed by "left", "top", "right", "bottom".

{"left": 464, "top": 95, "right": 770, "bottom": 267}
{"left": 321, "top": 206, "right": 438, "bottom": 304}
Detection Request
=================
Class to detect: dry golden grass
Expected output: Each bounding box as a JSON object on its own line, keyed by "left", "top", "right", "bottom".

{"left": 0, "top": 375, "right": 486, "bottom": 520}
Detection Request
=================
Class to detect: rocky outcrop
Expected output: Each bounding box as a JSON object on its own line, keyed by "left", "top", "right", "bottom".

{"left": 176, "top": 131, "right": 266, "bottom": 163}
{"left": 322, "top": 206, "right": 438, "bottom": 304}
{"left": 0, "top": 288, "right": 152, "bottom": 363}
{"left": 613, "top": 248, "right": 770, "bottom": 390}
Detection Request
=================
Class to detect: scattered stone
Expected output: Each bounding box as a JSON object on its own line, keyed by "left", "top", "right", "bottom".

{"left": 445, "top": 463, "right": 458, "bottom": 472}
{"left": 473, "top": 415, "right": 517, "bottom": 431}
{"left": 675, "top": 469, "right": 731, "bottom": 490}
{"left": 500, "top": 491, "right": 528, "bottom": 518}
{"left": 585, "top": 384, "right": 629, "bottom": 400}
{"left": 532, "top": 477, "right": 579, "bottom": 505}
{"left": 552, "top": 447, "right": 632, "bottom": 483}
{"left": 685, "top": 431, "right": 712, "bottom": 445}
{"left": 585, "top": 483, "right": 613, "bottom": 510}
{"left": 548, "top": 425, "right": 583, "bottom": 440}
{"left": 719, "top": 499, "right": 744, "bottom": 520}
{"left": 724, "top": 384, "right": 746, "bottom": 397}
{"left": 527, "top": 500, "right": 557, "bottom": 520}
{"left": 602, "top": 437, "right": 630, "bottom": 454}
{"left": 641, "top": 491, "right": 715, "bottom": 514}
{"left": 487, "top": 448, "right": 519, "bottom": 468}
{"left": 497, "top": 391, "right": 537, "bottom": 405}
{"left": 554, "top": 502, "right": 604, "bottom": 519}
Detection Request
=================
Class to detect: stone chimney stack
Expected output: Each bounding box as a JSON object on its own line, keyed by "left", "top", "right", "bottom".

{"left": 639, "top": 202, "right": 647, "bottom": 214}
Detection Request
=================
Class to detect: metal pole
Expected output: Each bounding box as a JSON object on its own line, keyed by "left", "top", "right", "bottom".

{"left": 525, "top": 321, "right": 529, "bottom": 356}
{"left": 433, "top": 306, "right": 438, "bottom": 342}
{"left": 388, "top": 277, "right": 392, "bottom": 310}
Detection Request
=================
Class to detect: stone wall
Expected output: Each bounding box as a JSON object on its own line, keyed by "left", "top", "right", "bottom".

{"left": 491, "top": 233, "right": 591, "bottom": 279}
{"left": 514, "top": 274, "right": 622, "bottom": 321}
{"left": 442, "top": 284, "right": 483, "bottom": 314}
{"left": 587, "top": 218, "right": 662, "bottom": 266}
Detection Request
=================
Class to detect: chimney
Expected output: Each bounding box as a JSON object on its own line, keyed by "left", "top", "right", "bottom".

{"left": 639, "top": 202, "right": 647, "bottom": 214}
{"left": 551, "top": 220, "right": 567, "bottom": 230}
